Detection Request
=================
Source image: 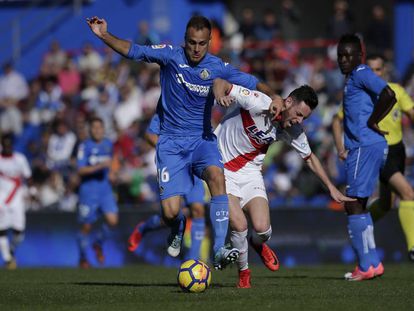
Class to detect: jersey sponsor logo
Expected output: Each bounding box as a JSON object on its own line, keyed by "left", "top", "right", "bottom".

{"left": 246, "top": 124, "right": 274, "bottom": 145}
{"left": 88, "top": 155, "right": 111, "bottom": 165}
{"left": 356, "top": 66, "right": 366, "bottom": 72}
{"left": 175, "top": 73, "right": 210, "bottom": 96}
{"left": 199, "top": 69, "right": 211, "bottom": 80}
{"left": 179, "top": 64, "right": 190, "bottom": 68}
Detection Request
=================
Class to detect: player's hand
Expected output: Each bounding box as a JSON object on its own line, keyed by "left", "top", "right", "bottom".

{"left": 86, "top": 16, "right": 107, "bottom": 38}
{"left": 338, "top": 149, "right": 348, "bottom": 161}
{"left": 269, "top": 95, "right": 283, "bottom": 120}
{"left": 100, "top": 159, "right": 112, "bottom": 169}
{"left": 329, "top": 187, "right": 356, "bottom": 203}
{"left": 216, "top": 95, "right": 235, "bottom": 107}
{"left": 368, "top": 121, "right": 388, "bottom": 136}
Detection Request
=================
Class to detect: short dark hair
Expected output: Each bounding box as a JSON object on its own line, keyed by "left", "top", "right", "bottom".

{"left": 1, "top": 132, "right": 13, "bottom": 145}
{"left": 288, "top": 85, "right": 318, "bottom": 110}
{"left": 338, "top": 34, "right": 362, "bottom": 52}
{"left": 366, "top": 53, "right": 385, "bottom": 63}
{"left": 185, "top": 15, "right": 211, "bottom": 37}
{"left": 89, "top": 116, "right": 104, "bottom": 126}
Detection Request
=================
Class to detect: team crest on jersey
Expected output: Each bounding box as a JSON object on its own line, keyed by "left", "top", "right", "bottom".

{"left": 151, "top": 44, "right": 166, "bottom": 49}
{"left": 199, "top": 69, "right": 211, "bottom": 80}
{"left": 240, "top": 88, "right": 251, "bottom": 96}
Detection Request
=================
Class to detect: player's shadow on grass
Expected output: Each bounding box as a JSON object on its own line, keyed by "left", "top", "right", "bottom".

{"left": 256, "top": 275, "right": 342, "bottom": 280}
{"left": 71, "top": 281, "right": 177, "bottom": 287}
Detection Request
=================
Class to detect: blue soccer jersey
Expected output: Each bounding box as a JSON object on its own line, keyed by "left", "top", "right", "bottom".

{"left": 343, "top": 64, "right": 388, "bottom": 150}
{"left": 77, "top": 138, "right": 117, "bottom": 223}
{"left": 127, "top": 44, "right": 258, "bottom": 136}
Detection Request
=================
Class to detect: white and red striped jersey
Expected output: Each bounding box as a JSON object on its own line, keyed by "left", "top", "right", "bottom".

{"left": 0, "top": 152, "right": 31, "bottom": 205}
{"left": 215, "top": 84, "right": 312, "bottom": 173}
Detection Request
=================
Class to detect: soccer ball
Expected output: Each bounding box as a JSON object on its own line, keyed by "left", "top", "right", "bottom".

{"left": 177, "top": 259, "right": 212, "bottom": 293}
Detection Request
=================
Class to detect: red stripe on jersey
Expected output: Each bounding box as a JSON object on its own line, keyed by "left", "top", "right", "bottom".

{"left": 240, "top": 109, "right": 269, "bottom": 153}
{"left": 224, "top": 149, "right": 261, "bottom": 172}
{"left": 223, "top": 109, "right": 270, "bottom": 172}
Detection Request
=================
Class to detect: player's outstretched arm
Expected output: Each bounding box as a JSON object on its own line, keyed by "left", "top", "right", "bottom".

{"left": 213, "top": 78, "right": 235, "bottom": 107}
{"left": 304, "top": 153, "right": 355, "bottom": 203}
{"left": 86, "top": 16, "right": 131, "bottom": 57}
{"left": 331, "top": 114, "right": 347, "bottom": 161}
{"left": 367, "top": 85, "right": 396, "bottom": 136}
{"left": 78, "top": 160, "right": 111, "bottom": 176}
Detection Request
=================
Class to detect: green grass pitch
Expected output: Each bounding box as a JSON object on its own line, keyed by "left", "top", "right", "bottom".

{"left": 1, "top": 264, "right": 413, "bottom": 310}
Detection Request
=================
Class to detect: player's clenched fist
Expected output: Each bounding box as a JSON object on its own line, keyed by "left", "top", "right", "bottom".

{"left": 86, "top": 16, "right": 107, "bottom": 38}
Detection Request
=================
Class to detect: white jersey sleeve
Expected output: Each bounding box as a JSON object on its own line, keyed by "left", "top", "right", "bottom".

{"left": 17, "top": 153, "right": 32, "bottom": 179}
{"left": 278, "top": 124, "right": 312, "bottom": 159}
{"left": 228, "top": 84, "right": 272, "bottom": 113}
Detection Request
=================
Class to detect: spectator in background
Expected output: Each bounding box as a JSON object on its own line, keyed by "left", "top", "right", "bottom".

{"left": 279, "top": 0, "right": 301, "bottom": 41}
{"left": 78, "top": 42, "right": 103, "bottom": 73}
{"left": 34, "top": 76, "right": 64, "bottom": 124}
{"left": 255, "top": 9, "right": 280, "bottom": 41}
{"left": 87, "top": 87, "right": 117, "bottom": 141}
{"left": 42, "top": 40, "right": 67, "bottom": 75}
{"left": 47, "top": 120, "right": 76, "bottom": 175}
{"left": 58, "top": 57, "right": 81, "bottom": 97}
{"left": 238, "top": 8, "right": 257, "bottom": 40}
{"left": 114, "top": 81, "right": 143, "bottom": 132}
{"left": 326, "top": 0, "right": 354, "bottom": 40}
{"left": 134, "top": 20, "right": 160, "bottom": 46}
{"left": 364, "top": 5, "right": 392, "bottom": 57}
{"left": 0, "top": 63, "right": 29, "bottom": 102}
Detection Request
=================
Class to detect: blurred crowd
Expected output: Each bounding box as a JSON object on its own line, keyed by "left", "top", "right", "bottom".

{"left": 1, "top": 0, "right": 414, "bottom": 212}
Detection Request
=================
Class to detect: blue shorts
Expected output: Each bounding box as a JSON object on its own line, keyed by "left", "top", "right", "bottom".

{"left": 345, "top": 141, "right": 388, "bottom": 198}
{"left": 183, "top": 176, "right": 205, "bottom": 205}
{"left": 156, "top": 135, "right": 222, "bottom": 200}
{"left": 78, "top": 188, "right": 118, "bottom": 224}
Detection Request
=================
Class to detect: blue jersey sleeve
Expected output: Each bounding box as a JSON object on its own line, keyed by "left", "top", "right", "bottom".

{"left": 127, "top": 44, "right": 175, "bottom": 66}
{"left": 77, "top": 142, "right": 89, "bottom": 168}
{"left": 354, "top": 65, "right": 387, "bottom": 96}
{"left": 147, "top": 113, "right": 160, "bottom": 135}
{"left": 220, "top": 62, "right": 259, "bottom": 90}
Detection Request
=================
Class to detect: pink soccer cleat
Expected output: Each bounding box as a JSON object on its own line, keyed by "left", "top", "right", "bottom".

{"left": 344, "top": 265, "right": 375, "bottom": 281}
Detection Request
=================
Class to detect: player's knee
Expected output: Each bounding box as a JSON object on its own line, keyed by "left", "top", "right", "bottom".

{"left": 253, "top": 226, "right": 272, "bottom": 243}
{"left": 204, "top": 167, "right": 225, "bottom": 194}
{"left": 230, "top": 230, "right": 248, "bottom": 253}
{"left": 80, "top": 223, "right": 92, "bottom": 234}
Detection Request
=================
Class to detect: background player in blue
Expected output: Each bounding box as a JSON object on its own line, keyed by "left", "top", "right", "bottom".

{"left": 87, "top": 15, "right": 281, "bottom": 269}
{"left": 128, "top": 113, "right": 207, "bottom": 261}
{"left": 337, "top": 34, "right": 396, "bottom": 281}
{"left": 77, "top": 117, "right": 118, "bottom": 268}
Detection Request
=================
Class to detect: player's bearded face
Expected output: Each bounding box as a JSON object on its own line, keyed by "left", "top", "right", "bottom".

{"left": 281, "top": 100, "right": 312, "bottom": 128}
{"left": 337, "top": 43, "right": 362, "bottom": 75}
{"left": 184, "top": 27, "right": 211, "bottom": 64}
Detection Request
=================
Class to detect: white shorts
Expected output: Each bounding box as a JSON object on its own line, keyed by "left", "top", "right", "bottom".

{"left": 0, "top": 202, "right": 26, "bottom": 231}
{"left": 224, "top": 168, "right": 267, "bottom": 208}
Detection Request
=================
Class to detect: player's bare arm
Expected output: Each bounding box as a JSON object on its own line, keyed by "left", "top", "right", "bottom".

{"left": 144, "top": 132, "right": 159, "bottom": 148}
{"left": 304, "top": 153, "right": 355, "bottom": 203}
{"left": 213, "top": 78, "right": 235, "bottom": 107}
{"left": 367, "top": 85, "right": 396, "bottom": 136}
{"left": 256, "top": 82, "right": 283, "bottom": 118}
{"left": 78, "top": 160, "right": 111, "bottom": 176}
{"left": 86, "top": 16, "right": 131, "bottom": 57}
{"left": 331, "top": 114, "right": 348, "bottom": 161}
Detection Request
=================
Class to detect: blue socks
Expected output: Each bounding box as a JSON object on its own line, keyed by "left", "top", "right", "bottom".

{"left": 210, "top": 195, "right": 229, "bottom": 254}
{"left": 347, "top": 213, "right": 380, "bottom": 271}
{"left": 140, "top": 214, "right": 163, "bottom": 235}
{"left": 77, "top": 231, "right": 89, "bottom": 261}
{"left": 186, "top": 217, "right": 205, "bottom": 260}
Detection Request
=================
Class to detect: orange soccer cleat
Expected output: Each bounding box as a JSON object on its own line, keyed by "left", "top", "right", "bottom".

{"left": 237, "top": 269, "right": 251, "bottom": 288}
{"left": 344, "top": 265, "right": 375, "bottom": 281}
{"left": 128, "top": 222, "right": 144, "bottom": 252}
{"left": 250, "top": 240, "right": 280, "bottom": 271}
{"left": 373, "top": 262, "right": 384, "bottom": 278}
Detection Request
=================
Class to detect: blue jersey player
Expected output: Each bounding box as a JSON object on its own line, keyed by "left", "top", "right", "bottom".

{"left": 128, "top": 113, "right": 207, "bottom": 261}
{"left": 87, "top": 15, "right": 280, "bottom": 269}
{"left": 77, "top": 117, "right": 118, "bottom": 268}
{"left": 337, "top": 34, "right": 396, "bottom": 281}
